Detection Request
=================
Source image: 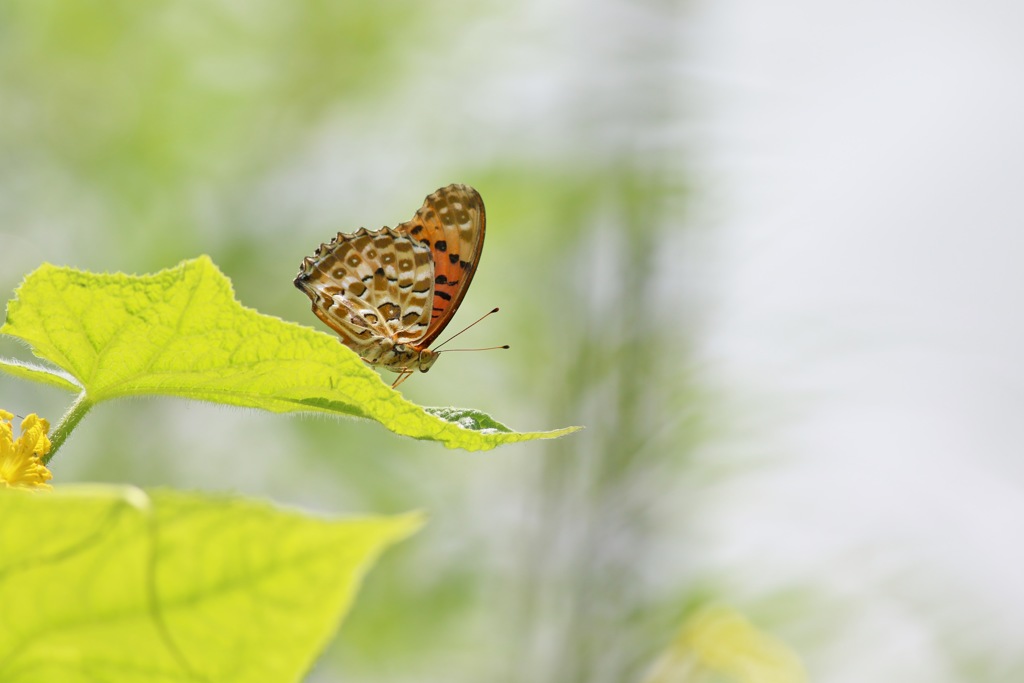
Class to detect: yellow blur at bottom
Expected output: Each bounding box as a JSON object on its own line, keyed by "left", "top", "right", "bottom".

{"left": 643, "top": 605, "right": 807, "bottom": 683}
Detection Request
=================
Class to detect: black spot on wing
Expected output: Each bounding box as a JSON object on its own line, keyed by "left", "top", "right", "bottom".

{"left": 378, "top": 302, "right": 400, "bottom": 320}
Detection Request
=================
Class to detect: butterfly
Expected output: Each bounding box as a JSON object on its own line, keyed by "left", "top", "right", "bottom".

{"left": 294, "top": 184, "right": 487, "bottom": 387}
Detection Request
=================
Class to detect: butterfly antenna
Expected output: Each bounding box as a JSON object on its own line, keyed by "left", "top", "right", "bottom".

{"left": 433, "top": 307, "right": 501, "bottom": 352}
{"left": 437, "top": 345, "right": 510, "bottom": 354}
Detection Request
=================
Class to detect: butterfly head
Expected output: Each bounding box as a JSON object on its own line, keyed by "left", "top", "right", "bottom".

{"left": 415, "top": 348, "right": 439, "bottom": 373}
{"left": 375, "top": 342, "right": 439, "bottom": 375}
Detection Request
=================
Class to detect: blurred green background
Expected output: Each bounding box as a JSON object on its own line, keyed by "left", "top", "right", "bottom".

{"left": 0, "top": 2, "right": 702, "bottom": 681}
{"left": 3, "top": 1, "right": 1023, "bottom": 681}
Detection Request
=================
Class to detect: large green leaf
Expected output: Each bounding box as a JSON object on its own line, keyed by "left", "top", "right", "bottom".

{"left": 0, "top": 257, "right": 578, "bottom": 450}
{"left": 0, "top": 486, "right": 420, "bottom": 683}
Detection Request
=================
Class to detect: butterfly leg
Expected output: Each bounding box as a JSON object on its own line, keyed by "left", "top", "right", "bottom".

{"left": 391, "top": 370, "right": 414, "bottom": 389}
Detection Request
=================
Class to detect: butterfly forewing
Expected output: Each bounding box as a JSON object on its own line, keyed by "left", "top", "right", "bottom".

{"left": 396, "top": 184, "right": 485, "bottom": 346}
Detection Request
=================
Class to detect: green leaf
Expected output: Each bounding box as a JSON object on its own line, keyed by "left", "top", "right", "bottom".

{"left": 0, "top": 486, "right": 421, "bottom": 683}
{"left": 423, "top": 406, "right": 513, "bottom": 432}
{"left": 0, "top": 257, "right": 579, "bottom": 450}
{"left": 0, "top": 358, "right": 81, "bottom": 393}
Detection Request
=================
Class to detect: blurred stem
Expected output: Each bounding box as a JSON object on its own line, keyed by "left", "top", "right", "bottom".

{"left": 513, "top": 3, "right": 686, "bottom": 680}
{"left": 44, "top": 392, "right": 93, "bottom": 465}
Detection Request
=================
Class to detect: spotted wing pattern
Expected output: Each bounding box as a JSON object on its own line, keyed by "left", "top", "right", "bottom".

{"left": 395, "top": 184, "right": 486, "bottom": 346}
{"left": 294, "top": 227, "right": 435, "bottom": 354}
{"left": 293, "top": 184, "right": 486, "bottom": 371}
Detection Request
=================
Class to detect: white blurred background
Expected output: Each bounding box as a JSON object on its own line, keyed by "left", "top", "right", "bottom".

{"left": 689, "top": 1, "right": 1024, "bottom": 679}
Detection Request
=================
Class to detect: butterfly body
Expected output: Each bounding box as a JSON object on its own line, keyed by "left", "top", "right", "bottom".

{"left": 294, "top": 184, "right": 485, "bottom": 383}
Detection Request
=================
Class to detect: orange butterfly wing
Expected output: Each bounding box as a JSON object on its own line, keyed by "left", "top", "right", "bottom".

{"left": 395, "top": 184, "right": 486, "bottom": 348}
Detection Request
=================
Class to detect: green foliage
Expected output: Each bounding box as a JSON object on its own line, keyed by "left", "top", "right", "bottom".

{"left": 0, "top": 485, "right": 420, "bottom": 683}
{"left": 0, "top": 257, "right": 578, "bottom": 451}
{"left": 0, "top": 0, "right": 429, "bottom": 199}
{"left": 0, "top": 255, "right": 577, "bottom": 679}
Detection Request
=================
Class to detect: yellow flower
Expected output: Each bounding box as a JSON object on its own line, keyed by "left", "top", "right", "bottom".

{"left": 0, "top": 410, "right": 54, "bottom": 490}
